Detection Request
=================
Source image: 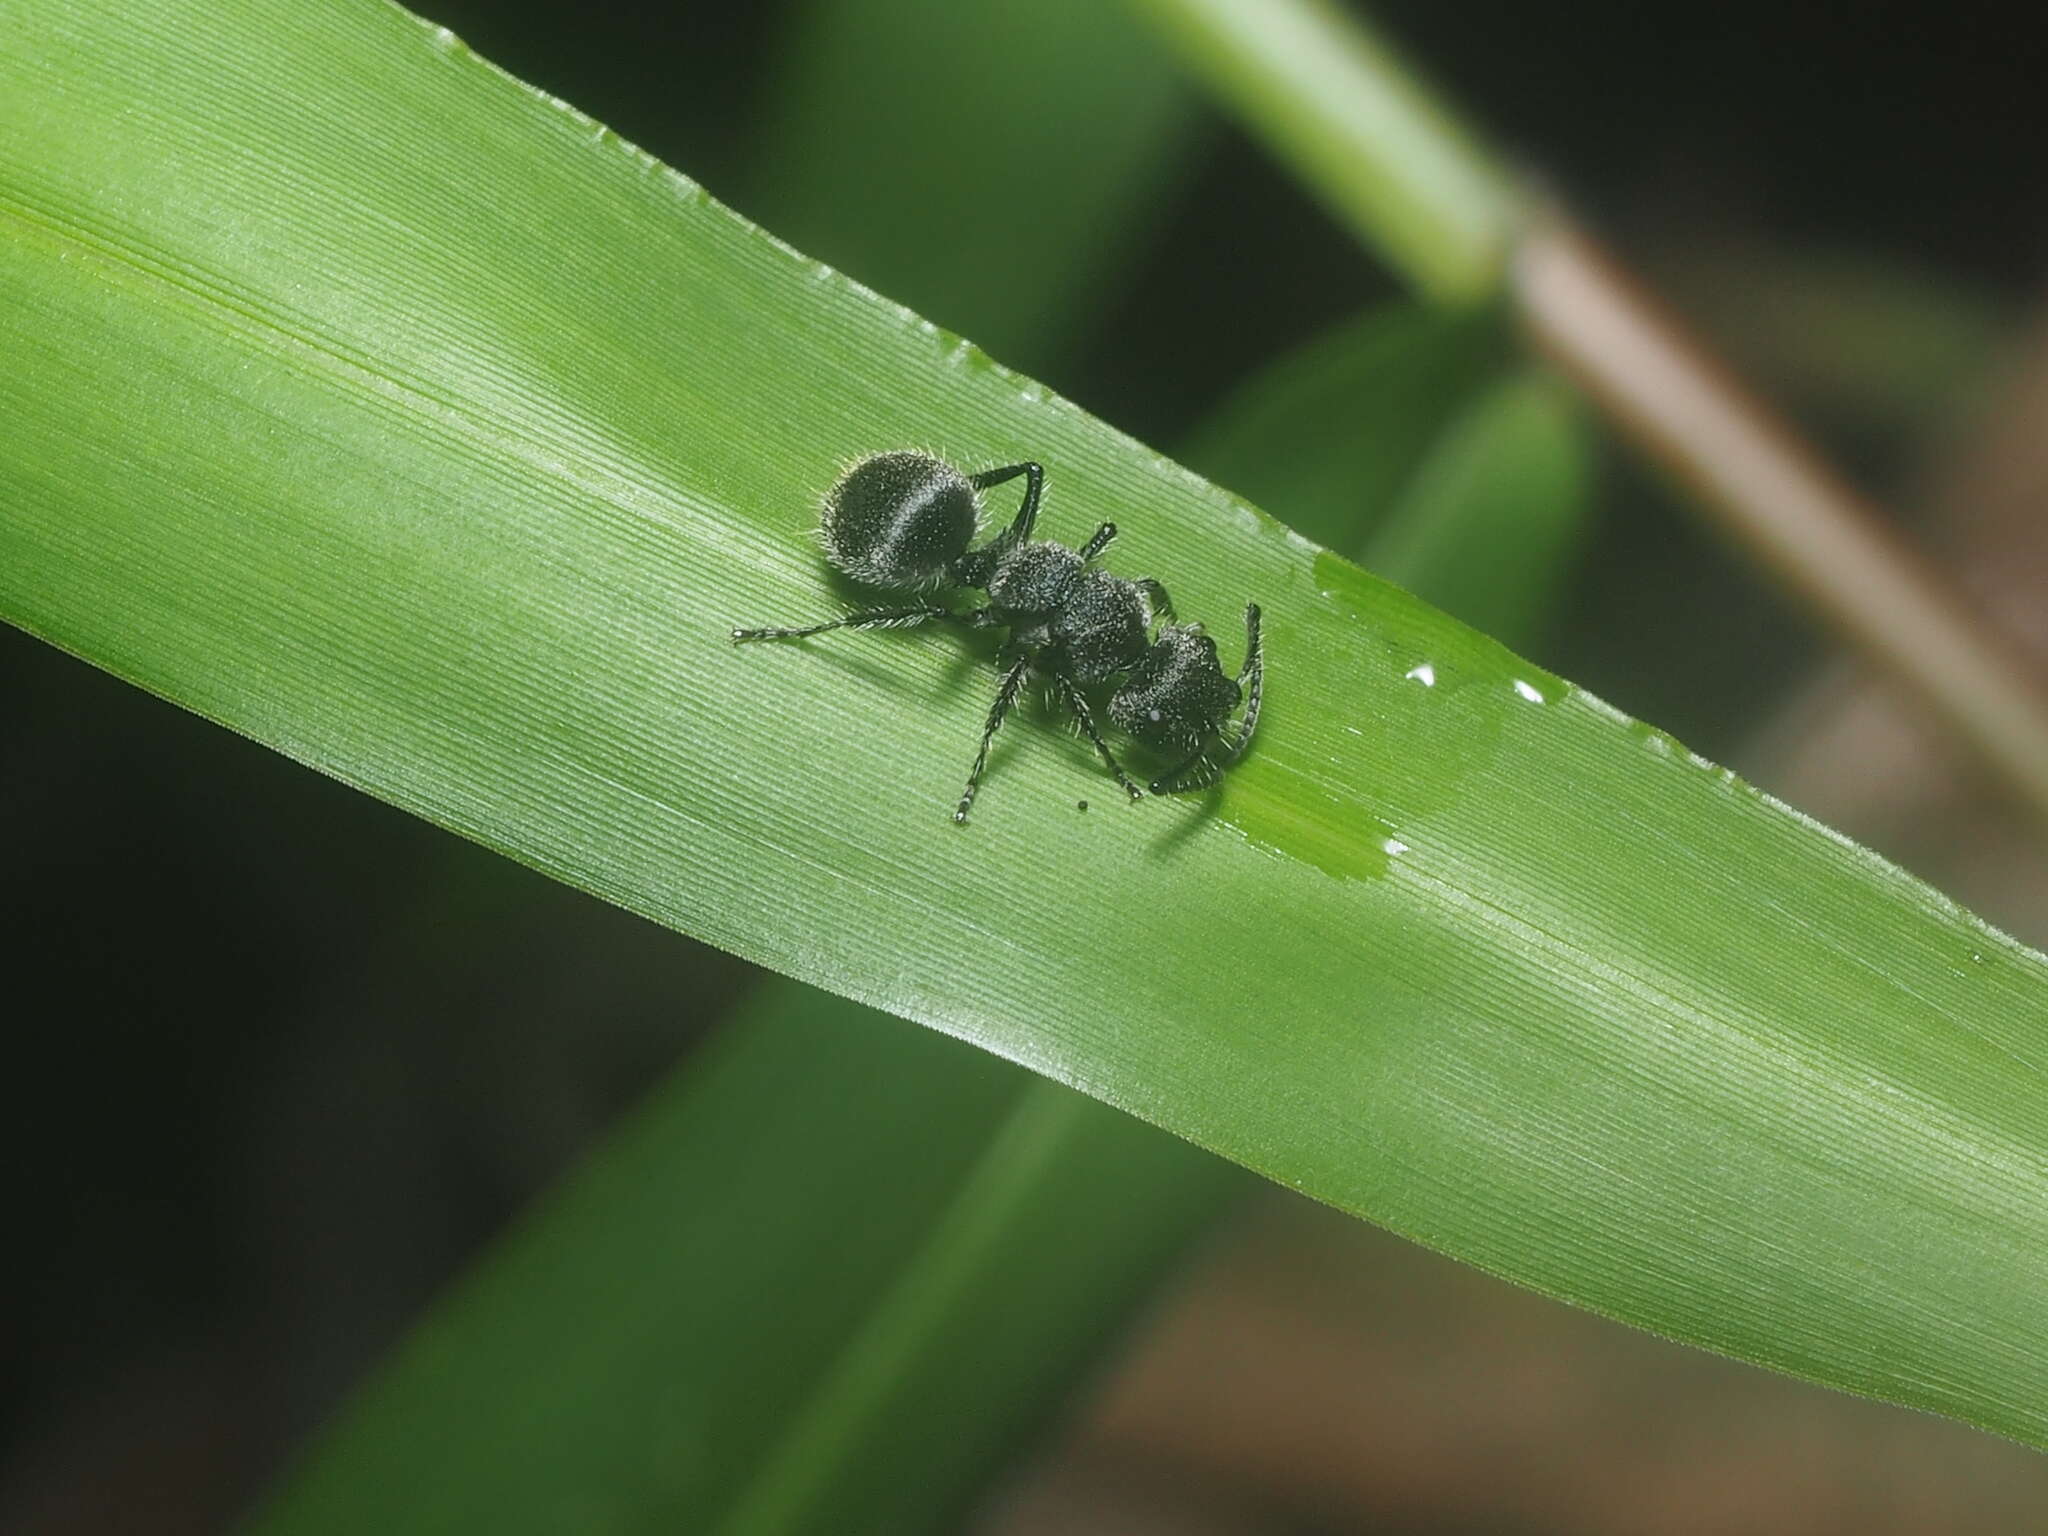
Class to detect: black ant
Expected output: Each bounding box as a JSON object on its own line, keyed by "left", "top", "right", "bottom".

{"left": 731, "top": 450, "right": 1262, "bottom": 824}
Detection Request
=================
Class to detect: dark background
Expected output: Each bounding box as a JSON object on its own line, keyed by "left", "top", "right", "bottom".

{"left": 6, "top": 2, "right": 2048, "bottom": 1531}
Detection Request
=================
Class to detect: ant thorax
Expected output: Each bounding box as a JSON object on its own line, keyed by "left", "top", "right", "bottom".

{"left": 984, "top": 541, "right": 1082, "bottom": 613}
{"left": 1049, "top": 572, "right": 1148, "bottom": 684}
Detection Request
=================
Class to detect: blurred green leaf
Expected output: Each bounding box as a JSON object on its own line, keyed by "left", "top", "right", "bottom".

{"left": 1185, "top": 304, "right": 1584, "bottom": 648}
{"left": 1364, "top": 368, "right": 1587, "bottom": 649}
{"left": 247, "top": 989, "right": 1232, "bottom": 1534}
{"left": 8, "top": 1, "right": 2048, "bottom": 1491}
{"left": 1181, "top": 301, "right": 1505, "bottom": 552}
{"left": 748, "top": 0, "right": 1199, "bottom": 374}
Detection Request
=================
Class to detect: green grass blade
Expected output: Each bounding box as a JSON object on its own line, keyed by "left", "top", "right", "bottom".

{"left": 251, "top": 298, "right": 1574, "bottom": 1532}
{"left": 7, "top": 0, "right": 2048, "bottom": 1455}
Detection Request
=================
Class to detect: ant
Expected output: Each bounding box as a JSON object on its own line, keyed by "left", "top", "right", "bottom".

{"left": 731, "top": 450, "right": 1262, "bottom": 824}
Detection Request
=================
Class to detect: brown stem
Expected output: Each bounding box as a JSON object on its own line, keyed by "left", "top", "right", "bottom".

{"left": 1515, "top": 208, "right": 2048, "bottom": 825}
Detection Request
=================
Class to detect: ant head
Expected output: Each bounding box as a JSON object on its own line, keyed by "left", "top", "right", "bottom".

{"left": 1108, "top": 625, "right": 1240, "bottom": 753}
{"left": 821, "top": 451, "right": 978, "bottom": 590}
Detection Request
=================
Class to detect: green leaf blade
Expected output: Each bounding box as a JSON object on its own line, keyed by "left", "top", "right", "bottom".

{"left": 7, "top": 0, "right": 2048, "bottom": 1459}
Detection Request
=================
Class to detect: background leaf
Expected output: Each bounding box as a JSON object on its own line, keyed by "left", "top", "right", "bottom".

{"left": 247, "top": 991, "right": 1234, "bottom": 1534}
{"left": 1182, "top": 303, "right": 1587, "bottom": 649}
{"left": 746, "top": 0, "right": 1200, "bottom": 374}
{"left": 1179, "top": 301, "right": 1505, "bottom": 552}
{"left": 1363, "top": 369, "right": 1588, "bottom": 648}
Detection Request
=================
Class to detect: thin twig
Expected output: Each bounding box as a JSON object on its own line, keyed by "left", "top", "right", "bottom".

{"left": 1514, "top": 212, "right": 2048, "bottom": 823}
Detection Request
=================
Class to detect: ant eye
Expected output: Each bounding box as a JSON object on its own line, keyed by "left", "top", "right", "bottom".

{"left": 1148, "top": 708, "right": 1162, "bottom": 722}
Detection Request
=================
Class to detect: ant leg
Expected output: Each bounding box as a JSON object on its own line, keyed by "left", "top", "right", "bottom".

{"left": 1150, "top": 604, "right": 1264, "bottom": 795}
{"left": 1232, "top": 601, "right": 1264, "bottom": 745}
{"left": 954, "top": 462, "right": 1043, "bottom": 585}
{"left": 956, "top": 657, "right": 1031, "bottom": 825}
{"left": 1078, "top": 521, "right": 1118, "bottom": 563}
{"left": 970, "top": 461, "right": 1043, "bottom": 534}
{"left": 1054, "top": 676, "right": 1143, "bottom": 801}
{"left": 732, "top": 603, "right": 967, "bottom": 642}
{"left": 1137, "top": 579, "right": 1175, "bottom": 626}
